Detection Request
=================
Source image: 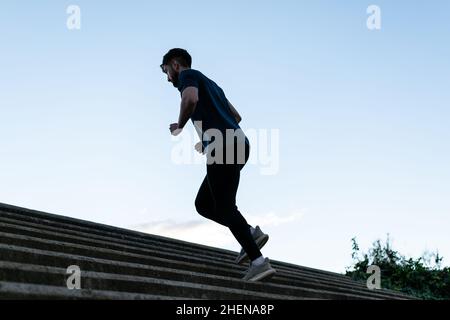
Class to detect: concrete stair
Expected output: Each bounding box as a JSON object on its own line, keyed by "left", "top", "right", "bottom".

{"left": 0, "top": 202, "right": 413, "bottom": 300}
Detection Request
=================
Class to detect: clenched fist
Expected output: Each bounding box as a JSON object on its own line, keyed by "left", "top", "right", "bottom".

{"left": 169, "top": 123, "right": 182, "bottom": 136}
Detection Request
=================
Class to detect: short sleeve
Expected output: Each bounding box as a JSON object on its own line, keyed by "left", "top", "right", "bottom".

{"left": 178, "top": 70, "right": 199, "bottom": 94}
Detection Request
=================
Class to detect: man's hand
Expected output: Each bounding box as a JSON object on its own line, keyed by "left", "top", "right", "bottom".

{"left": 195, "top": 141, "right": 205, "bottom": 154}
{"left": 169, "top": 123, "right": 182, "bottom": 136}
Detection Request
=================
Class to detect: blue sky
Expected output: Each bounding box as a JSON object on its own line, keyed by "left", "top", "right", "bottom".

{"left": 1, "top": 1, "right": 449, "bottom": 273}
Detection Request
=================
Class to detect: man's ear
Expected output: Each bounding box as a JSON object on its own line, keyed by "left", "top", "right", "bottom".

{"left": 172, "top": 60, "right": 180, "bottom": 72}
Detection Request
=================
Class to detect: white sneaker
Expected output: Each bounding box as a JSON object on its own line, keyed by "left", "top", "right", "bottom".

{"left": 242, "top": 258, "right": 276, "bottom": 282}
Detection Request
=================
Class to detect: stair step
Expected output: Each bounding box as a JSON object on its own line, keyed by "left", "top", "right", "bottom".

{"left": 0, "top": 214, "right": 396, "bottom": 294}
{"left": 0, "top": 207, "right": 360, "bottom": 280}
{"left": 0, "top": 243, "right": 408, "bottom": 300}
{"left": 0, "top": 261, "right": 313, "bottom": 300}
{"left": 0, "top": 202, "right": 413, "bottom": 300}
{"left": 0, "top": 281, "right": 192, "bottom": 300}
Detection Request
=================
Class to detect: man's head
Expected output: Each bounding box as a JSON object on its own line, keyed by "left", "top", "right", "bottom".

{"left": 160, "top": 48, "right": 192, "bottom": 88}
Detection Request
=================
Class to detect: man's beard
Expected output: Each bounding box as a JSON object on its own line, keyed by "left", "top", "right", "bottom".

{"left": 171, "top": 73, "right": 179, "bottom": 88}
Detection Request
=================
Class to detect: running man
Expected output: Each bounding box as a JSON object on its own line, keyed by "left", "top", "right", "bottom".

{"left": 160, "top": 48, "right": 276, "bottom": 281}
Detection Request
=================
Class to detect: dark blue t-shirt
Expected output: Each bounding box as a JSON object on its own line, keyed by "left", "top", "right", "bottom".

{"left": 177, "top": 69, "right": 249, "bottom": 151}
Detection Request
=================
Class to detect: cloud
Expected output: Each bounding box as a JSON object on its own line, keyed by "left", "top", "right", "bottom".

{"left": 129, "top": 210, "right": 305, "bottom": 249}
{"left": 247, "top": 211, "right": 305, "bottom": 227}
{"left": 130, "top": 219, "right": 233, "bottom": 248}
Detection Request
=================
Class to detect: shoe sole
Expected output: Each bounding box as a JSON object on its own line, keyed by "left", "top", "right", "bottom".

{"left": 248, "top": 268, "right": 276, "bottom": 282}
{"left": 236, "top": 234, "right": 269, "bottom": 265}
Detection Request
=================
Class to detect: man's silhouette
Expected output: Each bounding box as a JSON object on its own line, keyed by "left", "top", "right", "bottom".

{"left": 161, "top": 48, "right": 276, "bottom": 281}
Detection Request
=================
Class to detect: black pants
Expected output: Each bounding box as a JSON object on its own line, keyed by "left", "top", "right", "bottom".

{"left": 194, "top": 142, "right": 262, "bottom": 261}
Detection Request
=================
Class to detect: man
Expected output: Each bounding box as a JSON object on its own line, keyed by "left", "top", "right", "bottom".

{"left": 161, "top": 48, "right": 276, "bottom": 281}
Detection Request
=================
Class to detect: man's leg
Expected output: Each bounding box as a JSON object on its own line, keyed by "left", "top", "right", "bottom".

{"left": 206, "top": 159, "right": 262, "bottom": 262}
{"left": 195, "top": 174, "right": 253, "bottom": 229}
{"left": 195, "top": 175, "right": 226, "bottom": 226}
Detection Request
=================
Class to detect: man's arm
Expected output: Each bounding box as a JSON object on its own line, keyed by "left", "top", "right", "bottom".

{"left": 227, "top": 100, "right": 242, "bottom": 124}
{"left": 178, "top": 86, "right": 199, "bottom": 127}
{"left": 170, "top": 87, "right": 199, "bottom": 136}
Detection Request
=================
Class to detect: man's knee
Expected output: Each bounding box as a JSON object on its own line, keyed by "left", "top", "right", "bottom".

{"left": 215, "top": 206, "right": 243, "bottom": 225}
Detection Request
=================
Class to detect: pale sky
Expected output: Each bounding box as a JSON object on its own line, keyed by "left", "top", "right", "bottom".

{"left": 1, "top": 0, "right": 449, "bottom": 273}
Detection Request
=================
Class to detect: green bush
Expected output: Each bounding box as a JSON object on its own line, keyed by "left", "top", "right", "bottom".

{"left": 345, "top": 235, "right": 450, "bottom": 300}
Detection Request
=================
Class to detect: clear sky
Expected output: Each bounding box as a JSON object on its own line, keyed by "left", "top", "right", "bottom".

{"left": 1, "top": 1, "right": 449, "bottom": 273}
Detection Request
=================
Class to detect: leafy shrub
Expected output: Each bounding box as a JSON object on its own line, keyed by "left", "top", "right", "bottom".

{"left": 346, "top": 235, "right": 450, "bottom": 299}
